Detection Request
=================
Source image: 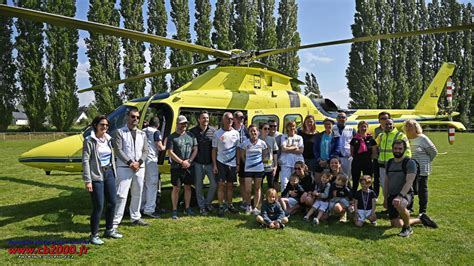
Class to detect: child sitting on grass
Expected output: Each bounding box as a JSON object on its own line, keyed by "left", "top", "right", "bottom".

{"left": 303, "top": 171, "right": 331, "bottom": 224}
{"left": 353, "top": 175, "right": 377, "bottom": 227}
{"left": 280, "top": 174, "right": 305, "bottom": 216}
{"left": 329, "top": 174, "right": 353, "bottom": 222}
{"left": 257, "top": 188, "right": 289, "bottom": 229}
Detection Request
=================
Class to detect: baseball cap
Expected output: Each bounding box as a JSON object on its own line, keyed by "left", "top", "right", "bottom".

{"left": 177, "top": 115, "right": 188, "bottom": 124}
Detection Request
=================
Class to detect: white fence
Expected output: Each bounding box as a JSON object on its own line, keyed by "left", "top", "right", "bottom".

{"left": 0, "top": 132, "right": 80, "bottom": 141}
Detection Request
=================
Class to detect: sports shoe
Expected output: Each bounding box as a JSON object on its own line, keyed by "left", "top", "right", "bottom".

{"left": 259, "top": 223, "right": 268, "bottom": 228}
{"left": 313, "top": 217, "right": 320, "bottom": 225}
{"left": 245, "top": 205, "right": 252, "bottom": 215}
{"left": 371, "top": 220, "right": 377, "bottom": 226}
{"left": 172, "top": 210, "right": 179, "bottom": 220}
{"left": 227, "top": 204, "right": 239, "bottom": 214}
{"left": 104, "top": 228, "right": 123, "bottom": 239}
{"left": 279, "top": 222, "right": 285, "bottom": 229}
{"left": 252, "top": 208, "right": 260, "bottom": 216}
{"left": 206, "top": 204, "right": 214, "bottom": 212}
{"left": 419, "top": 213, "right": 438, "bottom": 229}
{"left": 143, "top": 211, "right": 160, "bottom": 219}
{"left": 398, "top": 226, "right": 413, "bottom": 237}
{"left": 90, "top": 235, "right": 104, "bottom": 245}
{"left": 200, "top": 208, "right": 208, "bottom": 215}
{"left": 218, "top": 206, "right": 225, "bottom": 217}
{"left": 339, "top": 213, "right": 347, "bottom": 223}
{"left": 239, "top": 201, "right": 247, "bottom": 210}
{"left": 184, "top": 208, "right": 195, "bottom": 216}
{"left": 131, "top": 219, "right": 149, "bottom": 226}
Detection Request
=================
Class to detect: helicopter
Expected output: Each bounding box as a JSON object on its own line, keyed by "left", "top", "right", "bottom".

{"left": 0, "top": 4, "right": 470, "bottom": 175}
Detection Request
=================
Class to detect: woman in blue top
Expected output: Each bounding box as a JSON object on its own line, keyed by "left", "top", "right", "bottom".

{"left": 82, "top": 115, "right": 123, "bottom": 245}
{"left": 313, "top": 118, "right": 339, "bottom": 182}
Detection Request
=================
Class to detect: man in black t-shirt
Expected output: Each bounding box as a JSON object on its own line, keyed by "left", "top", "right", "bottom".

{"left": 189, "top": 110, "right": 217, "bottom": 215}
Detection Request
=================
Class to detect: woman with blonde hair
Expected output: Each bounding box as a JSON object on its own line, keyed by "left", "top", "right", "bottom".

{"left": 403, "top": 119, "right": 438, "bottom": 215}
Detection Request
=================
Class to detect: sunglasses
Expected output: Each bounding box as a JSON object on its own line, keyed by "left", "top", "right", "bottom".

{"left": 380, "top": 117, "right": 389, "bottom": 120}
{"left": 130, "top": 115, "right": 140, "bottom": 119}
{"left": 294, "top": 167, "right": 303, "bottom": 170}
{"left": 262, "top": 127, "right": 270, "bottom": 130}
{"left": 337, "top": 116, "right": 347, "bottom": 119}
{"left": 269, "top": 125, "right": 277, "bottom": 128}
{"left": 99, "top": 123, "right": 109, "bottom": 127}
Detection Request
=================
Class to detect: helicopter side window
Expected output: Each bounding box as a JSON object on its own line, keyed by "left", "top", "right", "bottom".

{"left": 283, "top": 114, "right": 303, "bottom": 133}
{"left": 251, "top": 115, "right": 279, "bottom": 129}
{"left": 178, "top": 108, "right": 246, "bottom": 130}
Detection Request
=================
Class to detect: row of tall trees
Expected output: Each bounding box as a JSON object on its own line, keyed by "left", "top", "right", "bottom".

{"left": 346, "top": 0, "right": 472, "bottom": 125}
{"left": 0, "top": 0, "right": 301, "bottom": 131}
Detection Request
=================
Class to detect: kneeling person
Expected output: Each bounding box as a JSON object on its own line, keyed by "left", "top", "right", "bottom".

{"left": 384, "top": 140, "right": 437, "bottom": 237}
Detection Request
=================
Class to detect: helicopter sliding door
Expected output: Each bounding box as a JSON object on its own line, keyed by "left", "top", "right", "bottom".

{"left": 142, "top": 103, "right": 174, "bottom": 165}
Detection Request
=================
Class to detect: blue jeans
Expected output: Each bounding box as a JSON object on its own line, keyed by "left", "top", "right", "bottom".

{"left": 90, "top": 168, "right": 116, "bottom": 235}
{"left": 194, "top": 162, "right": 217, "bottom": 209}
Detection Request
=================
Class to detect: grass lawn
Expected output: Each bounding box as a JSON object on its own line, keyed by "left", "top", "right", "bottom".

{"left": 1, "top": 132, "right": 473, "bottom": 264}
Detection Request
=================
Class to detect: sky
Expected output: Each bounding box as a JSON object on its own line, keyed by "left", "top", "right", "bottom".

{"left": 9, "top": 0, "right": 471, "bottom": 109}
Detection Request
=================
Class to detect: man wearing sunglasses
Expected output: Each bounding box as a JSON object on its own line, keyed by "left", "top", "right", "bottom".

{"left": 113, "top": 107, "right": 149, "bottom": 228}
{"left": 376, "top": 118, "right": 411, "bottom": 205}
{"left": 332, "top": 112, "right": 356, "bottom": 178}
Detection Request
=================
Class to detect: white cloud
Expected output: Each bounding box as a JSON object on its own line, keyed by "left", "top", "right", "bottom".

{"left": 76, "top": 61, "right": 90, "bottom": 79}
{"left": 77, "top": 38, "right": 87, "bottom": 49}
{"left": 320, "top": 87, "right": 350, "bottom": 109}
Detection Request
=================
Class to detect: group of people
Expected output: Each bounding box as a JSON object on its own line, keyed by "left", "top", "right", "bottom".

{"left": 82, "top": 108, "right": 440, "bottom": 244}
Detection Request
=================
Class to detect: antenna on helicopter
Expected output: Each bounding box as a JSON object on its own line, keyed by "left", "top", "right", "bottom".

{"left": 446, "top": 78, "right": 455, "bottom": 145}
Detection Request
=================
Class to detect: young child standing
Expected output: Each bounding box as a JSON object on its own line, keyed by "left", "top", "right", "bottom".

{"left": 280, "top": 174, "right": 305, "bottom": 215}
{"left": 353, "top": 175, "right": 377, "bottom": 226}
{"left": 329, "top": 174, "right": 353, "bottom": 222}
{"left": 257, "top": 188, "right": 289, "bottom": 229}
{"left": 304, "top": 171, "right": 332, "bottom": 224}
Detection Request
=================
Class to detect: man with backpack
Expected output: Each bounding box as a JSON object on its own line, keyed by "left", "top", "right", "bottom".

{"left": 384, "top": 140, "right": 437, "bottom": 238}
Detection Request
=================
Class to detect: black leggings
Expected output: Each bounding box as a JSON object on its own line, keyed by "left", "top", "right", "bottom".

{"left": 417, "top": 175, "right": 428, "bottom": 213}
{"left": 351, "top": 158, "right": 373, "bottom": 193}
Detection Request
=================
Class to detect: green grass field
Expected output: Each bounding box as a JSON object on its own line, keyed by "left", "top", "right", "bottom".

{"left": 1, "top": 132, "right": 473, "bottom": 264}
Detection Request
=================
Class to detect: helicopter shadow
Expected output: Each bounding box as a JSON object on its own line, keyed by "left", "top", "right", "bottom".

{"left": 0, "top": 176, "right": 91, "bottom": 234}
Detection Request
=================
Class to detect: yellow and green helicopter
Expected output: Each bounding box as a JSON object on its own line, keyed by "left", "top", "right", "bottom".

{"left": 0, "top": 4, "right": 469, "bottom": 175}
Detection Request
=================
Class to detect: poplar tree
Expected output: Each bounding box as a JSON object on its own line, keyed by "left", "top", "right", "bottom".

{"left": 15, "top": 0, "right": 47, "bottom": 131}
{"left": 233, "top": 0, "right": 258, "bottom": 51}
{"left": 304, "top": 73, "right": 321, "bottom": 97}
{"left": 148, "top": 0, "right": 168, "bottom": 94}
{"left": 86, "top": 0, "right": 122, "bottom": 114}
{"left": 170, "top": 0, "right": 193, "bottom": 91}
{"left": 276, "top": 0, "right": 300, "bottom": 91}
{"left": 406, "top": 0, "right": 423, "bottom": 108}
{"left": 212, "top": 0, "right": 232, "bottom": 50}
{"left": 375, "top": 0, "right": 394, "bottom": 108}
{"left": 419, "top": 0, "right": 435, "bottom": 93}
{"left": 347, "top": 0, "right": 378, "bottom": 109}
{"left": 121, "top": 0, "right": 146, "bottom": 99}
{"left": 392, "top": 0, "right": 409, "bottom": 108}
{"left": 45, "top": 0, "right": 79, "bottom": 131}
{"left": 0, "top": 0, "right": 17, "bottom": 131}
{"left": 194, "top": 0, "right": 212, "bottom": 75}
{"left": 458, "top": 3, "right": 472, "bottom": 125}
{"left": 257, "top": 0, "right": 277, "bottom": 67}
{"left": 445, "top": 0, "right": 463, "bottom": 114}
{"left": 429, "top": 0, "right": 445, "bottom": 71}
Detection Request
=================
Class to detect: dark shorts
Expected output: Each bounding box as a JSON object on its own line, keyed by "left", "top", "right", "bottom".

{"left": 170, "top": 167, "right": 194, "bottom": 187}
{"left": 387, "top": 193, "right": 413, "bottom": 220}
{"left": 217, "top": 161, "right": 237, "bottom": 183}
{"left": 244, "top": 171, "right": 265, "bottom": 179}
{"left": 238, "top": 162, "right": 246, "bottom": 178}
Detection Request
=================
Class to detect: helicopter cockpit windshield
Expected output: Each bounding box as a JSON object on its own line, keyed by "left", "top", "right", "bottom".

{"left": 310, "top": 98, "right": 355, "bottom": 118}
{"left": 81, "top": 105, "right": 130, "bottom": 139}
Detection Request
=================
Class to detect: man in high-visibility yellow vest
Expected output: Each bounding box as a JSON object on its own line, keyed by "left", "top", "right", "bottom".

{"left": 376, "top": 119, "right": 411, "bottom": 203}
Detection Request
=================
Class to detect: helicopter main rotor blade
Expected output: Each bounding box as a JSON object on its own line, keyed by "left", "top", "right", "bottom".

{"left": 254, "top": 24, "right": 474, "bottom": 60}
{"left": 78, "top": 59, "right": 219, "bottom": 93}
{"left": 0, "top": 4, "right": 231, "bottom": 58}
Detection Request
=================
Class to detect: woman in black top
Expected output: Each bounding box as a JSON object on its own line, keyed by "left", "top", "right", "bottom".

{"left": 349, "top": 121, "right": 377, "bottom": 193}
{"left": 293, "top": 161, "right": 316, "bottom": 208}
{"left": 298, "top": 115, "right": 318, "bottom": 174}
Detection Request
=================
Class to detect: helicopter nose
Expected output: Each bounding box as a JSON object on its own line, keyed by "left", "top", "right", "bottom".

{"left": 19, "top": 134, "right": 84, "bottom": 173}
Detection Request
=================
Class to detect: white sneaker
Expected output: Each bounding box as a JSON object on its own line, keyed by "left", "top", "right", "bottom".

{"left": 252, "top": 208, "right": 260, "bottom": 216}
{"left": 313, "top": 218, "right": 320, "bottom": 225}
{"left": 245, "top": 205, "right": 252, "bottom": 215}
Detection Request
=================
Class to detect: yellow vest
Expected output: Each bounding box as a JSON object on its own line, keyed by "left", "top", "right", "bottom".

{"left": 377, "top": 128, "right": 411, "bottom": 165}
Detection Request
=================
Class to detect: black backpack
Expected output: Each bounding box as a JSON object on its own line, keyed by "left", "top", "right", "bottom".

{"left": 386, "top": 157, "right": 420, "bottom": 194}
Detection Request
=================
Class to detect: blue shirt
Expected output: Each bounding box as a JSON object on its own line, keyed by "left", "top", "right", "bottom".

{"left": 320, "top": 133, "right": 333, "bottom": 161}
